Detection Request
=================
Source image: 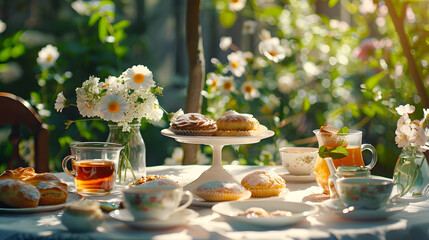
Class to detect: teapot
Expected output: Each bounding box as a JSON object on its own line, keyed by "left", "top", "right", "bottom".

{"left": 325, "top": 157, "right": 371, "bottom": 199}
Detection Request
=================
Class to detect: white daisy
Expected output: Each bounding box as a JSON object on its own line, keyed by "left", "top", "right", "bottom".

{"left": 219, "top": 76, "right": 235, "bottom": 94}
{"left": 258, "top": 37, "right": 286, "bottom": 63}
{"left": 259, "top": 29, "right": 271, "bottom": 40}
{"left": 54, "top": 92, "right": 66, "bottom": 112}
{"left": 37, "top": 44, "right": 59, "bottom": 69}
{"left": 219, "top": 36, "right": 232, "bottom": 51}
{"left": 98, "top": 94, "right": 129, "bottom": 122}
{"left": 229, "top": 0, "right": 246, "bottom": 11}
{"left": 241, "top": 82, "right": 260, "bottom": 100}
{"left": 226, "top": 51, "right": 247, "bottom": 77}
{"left": 206, "top": 73, "right": 220, "bottom": 90}
{"left": 164, "top": 147, "right": 184, "bottom": 165}
{"left": 242, "top": 20, "right": 257, "bottom": 34}
{"left": 77, "top": 97, "right": 99, "bottom": 117}
{"left": 101, "top": 76, "right": 124, "bottom": 93}
{"left": 123, "top": 65, "right": 154, "bottom": 90}
{"left": 242, "top": 51, "right": 254, "bottom": 63}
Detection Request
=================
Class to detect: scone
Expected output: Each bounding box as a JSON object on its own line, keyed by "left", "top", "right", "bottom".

{"left": 195, "top": 181, "right": 249, "bottom": 202}
{"left": 241, "top": 171, "right": 286, "bottom": 198}
{"left": 237, "top": 207, "right": 269, "bottom": 217}
{"left": 215, "top": 110, "right": 267, "bottom": 136}
{"left": 170, "top": 113, "right": 217, "bottom": 136}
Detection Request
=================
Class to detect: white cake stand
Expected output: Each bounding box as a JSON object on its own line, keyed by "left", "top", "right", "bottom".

{"left": 161, "top": 129, "right": 275, "bottom": 193}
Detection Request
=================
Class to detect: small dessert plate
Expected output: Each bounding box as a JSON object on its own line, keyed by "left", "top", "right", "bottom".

{"left": 322, "top": 198, "right": 406, "bottom": 220}
{"left": 272, "top": 167, "right": 315, "bottom": 182}
{"left": 109, "top": 208, "right": 199, "bottom": 229}
{"left": 212, "top": 200, "right": 318, "bottom": 228}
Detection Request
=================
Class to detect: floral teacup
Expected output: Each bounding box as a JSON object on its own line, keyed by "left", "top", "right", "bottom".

{"left": 279, "top": 147, "right": 318, "bottom": 175}
{"left": 122, "top": 186, "right": 193, "bottom": 221}
{"left": 336, "top": 177, "right": 393, "bottom": 210}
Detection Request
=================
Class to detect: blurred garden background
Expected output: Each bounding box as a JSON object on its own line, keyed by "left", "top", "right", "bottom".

{"left": 0, "top": 0, "right": 428, "bottom": 177}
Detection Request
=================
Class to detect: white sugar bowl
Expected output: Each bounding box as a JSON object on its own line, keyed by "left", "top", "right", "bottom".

{"left": 61, "top": 200, "right": 104, "bottom": 232}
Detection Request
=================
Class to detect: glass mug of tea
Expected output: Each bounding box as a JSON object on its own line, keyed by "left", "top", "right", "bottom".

{"left": 313, "top": 129, "right": 377, "bottom": 194}
{"left": 62, "top": 142, "right": 123, "bottom": 196}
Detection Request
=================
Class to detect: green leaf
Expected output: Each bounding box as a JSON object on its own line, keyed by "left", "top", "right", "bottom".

{"left": 338, "top": 126, "right": 349, "bottom": 134}
{"left": 364, "top": 71, "right": 386, "bottom": 90}
{"left": 328, "top": 147, "right": 349, "bottom": 159}
{"left": 219, "top": 10, "right": 237, "bottom": 28}
{"left": 328, "top": 0, "right": 340, "bottom": 7}
{"left": 0, "top": 48, "right": 10, "bottom": 61}
{"left": 113, "top": 20, "right": 130, "bottom": 30}
{"left": 98, "top": 19, "right": 108, "bottom": 43}
{"left": 88, "top": 12, "right": 100, "bottom": 26}
{"left": 318, "top": 145, "right": 329, "bottom": 158}
{"left": 261, "top": 6, "right": 284, "bottom": 18}
{"left": 10, "top": 43, "right": 25, "bottom": 58}
{"left": 302, "top": 97, "right": 311, "bottom": 112}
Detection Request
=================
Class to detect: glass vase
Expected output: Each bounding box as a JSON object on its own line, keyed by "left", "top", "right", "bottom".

{"left": 107, "top": 124, "right": 146, "bottom": 184}
{"left": 393, "top": 148, "right": 429, "bottom": 198}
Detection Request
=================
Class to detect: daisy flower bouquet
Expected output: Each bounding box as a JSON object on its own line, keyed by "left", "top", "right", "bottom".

{"left": 393, "top": 104, "right": 429, "bottom": 197}
{"left": 55, "top": 65, "right": 164, "bottom": 183}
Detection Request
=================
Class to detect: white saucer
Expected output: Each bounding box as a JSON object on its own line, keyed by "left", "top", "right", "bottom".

{"left": 322, "top": 198, "right": 406, "bottom": 220}
{"left": 109, "top": 208, "right": 198, "bottom": 229}
{"left": 191, "top": 188, "right": 288, "bottom": 207}
{"left": 212, "top": 200, "right": 318, "bottom": 228}
{"left": 272, "top": 167, "right": 315, "bottom": 182}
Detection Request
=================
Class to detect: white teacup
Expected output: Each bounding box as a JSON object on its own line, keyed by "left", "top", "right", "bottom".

{"left": 279, "top": 147, "right": 318, "bottom": 175}
{"left": 122, "top": 186, "right": 193, "bottom": 221}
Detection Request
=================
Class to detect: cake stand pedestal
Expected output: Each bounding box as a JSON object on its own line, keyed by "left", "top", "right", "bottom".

{"left": 161, "top": 129, "right": 274, "bottom": 193}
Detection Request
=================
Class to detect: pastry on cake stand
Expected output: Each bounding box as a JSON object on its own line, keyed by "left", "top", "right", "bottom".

{"left": 161, "top": 129, "right": 274, "bottom": 193}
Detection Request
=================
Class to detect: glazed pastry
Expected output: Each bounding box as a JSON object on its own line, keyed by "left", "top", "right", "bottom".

{"left": 0, "top": 179, "right": 40, "bottom": 208}
{"left": 195, "top": 181, "right": 249, "bottom": 202}
{"left": 0, "top": 167, "right": 36, "bottom": 180}
{"left": 23, "top": 173, "right": 68, "bottom": 205}
{"left": 215, "top": 110, "right": 267, "bottom": 136}
{"left": 241, "top": 171, "right": 286, "bottom": 198}
{"left": 169, "top": 113, "right": 217, "bottom": 136}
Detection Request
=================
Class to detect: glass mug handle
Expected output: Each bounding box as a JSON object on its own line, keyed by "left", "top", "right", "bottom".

{"left": 62, "top": 155, "right": 77, "bottom": 177}
{"left": 361, "top": 144, "right": 377, "bottom": 170}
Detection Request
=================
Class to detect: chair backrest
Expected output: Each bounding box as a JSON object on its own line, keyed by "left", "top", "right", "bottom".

{"left": 0, "top": 92, "right": 49, "bottom": 172}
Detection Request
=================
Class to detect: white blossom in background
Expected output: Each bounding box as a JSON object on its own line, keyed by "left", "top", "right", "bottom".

{"left": 20, "top": 30, "right": 56, "bottom": 48}
{"left": 242, "top": 51, "right": 254, "bottom": 63}
{"left": 219, "top": 36, "right": 232, "bottom": 51}
{"left": 277, "top": 73, "right": 297, "bottom": 94}
{"left": 123, "top": 65, "right": 154, "bottom": 90}
{"left": 396, "top": 104, "right": 415, "bottom": 116}
{"left": 229, "top": 0, "right": 246, "bottom": 11}
{"left": 259, "top": 29, "right": 271, "bottom": 40}
{"left": 0, "top": 19, "right": 6, "bottom": 34}
{"left": 241, "top": 82, "right": 260, "bottom": 100}
{"left": 98, "top": 93, "right": 129, "bottom": 122}
{"left": 242, "top": 20, "right": 257, "bottom": 34}
{"left": 75, "top": 76, "right": 101, "bottom": 117}
{"left": 359, "top": 0, "right": 376, "bottom": 14}
{"left": 258, "top": 37, "right": 286, "bottom": 63}
{"left": 37, "top": 44, "right": 59, "bottom": 69}
{"left": 71, "top": 0, "right": 91, "bottom": 15}
{"left": 206, "top": 72, "right": 220, "bottom": 91}
{"left": 54, "top": 92, "right": 66, "bottom": 112}
{"left": 219, "top": 76, "right": 236, "bottom": 94}
{"left": 164, "top": 147, "right": 210, "bottom": 165}
{"left": 226, "top": 51, "right": 247, "bottom": 77}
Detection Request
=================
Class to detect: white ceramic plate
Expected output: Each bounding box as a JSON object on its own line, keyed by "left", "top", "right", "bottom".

{"left": 191, "top": 188, "right": 289, "bottom": 207}
{"left": 0, "top": 192, "right": 83, "bottom": 213}
{"left": 272, "top": 167, "right": 315, "bottom": 182}
{"left": 322, "top": 198, "right": 406, "bottom": 220}
{"left": 212, "top": 200, "right": 318, "bottom": 228}
{"left": 109, "top": 208, "right": 199, "bottom": 229}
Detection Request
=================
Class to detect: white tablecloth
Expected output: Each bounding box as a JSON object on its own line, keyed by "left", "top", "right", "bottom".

{"left": 1, "top": 165, "right": 429, "bottom": 240}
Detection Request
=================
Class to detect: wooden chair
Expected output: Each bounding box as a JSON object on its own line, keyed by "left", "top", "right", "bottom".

{"left": 0, "top": 92, "right": 49, "bottom": 172}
